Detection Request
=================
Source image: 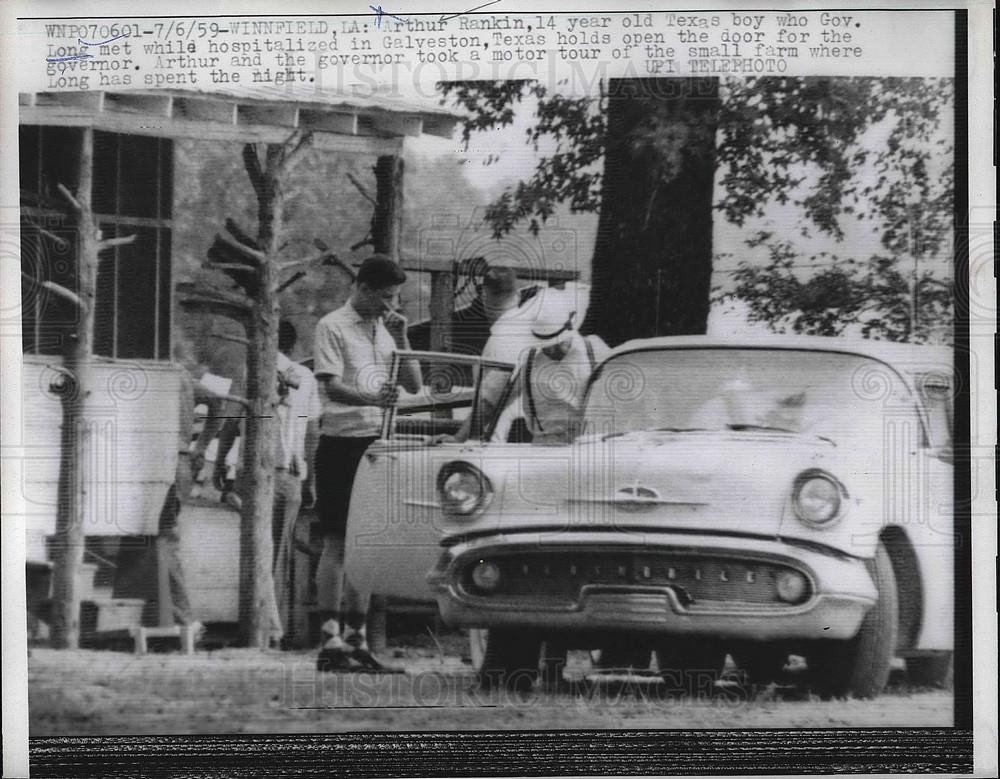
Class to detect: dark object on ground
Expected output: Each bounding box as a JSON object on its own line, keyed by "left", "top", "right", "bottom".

{"left": 317, "top": 646, "right": 358, "bottom": 673}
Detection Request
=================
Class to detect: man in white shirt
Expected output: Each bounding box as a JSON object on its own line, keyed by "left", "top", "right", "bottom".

{"left": 445, "top": 286, "right": 606, "bottom": 445}
{"left": 313, "top": 255, "right": 421, "bottom": 672}
{"left": 443, "top": 268, "right": 538, "bottom": 443}
{"left": 517, "top": 290, "right": 610, "bottom": 444}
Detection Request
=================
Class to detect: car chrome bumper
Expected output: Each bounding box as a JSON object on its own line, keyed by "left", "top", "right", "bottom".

{"left": 428, "top": 530, "right": 877, "bottom": 641}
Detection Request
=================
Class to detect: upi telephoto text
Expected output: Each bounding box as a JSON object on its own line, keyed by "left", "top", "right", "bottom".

{"left": 40, "top": 11, "right": 874, "bottom": 91}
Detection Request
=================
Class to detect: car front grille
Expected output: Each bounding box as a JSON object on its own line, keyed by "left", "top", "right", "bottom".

{"left": 458, "top": 551, "right": 810, "bottom": 607}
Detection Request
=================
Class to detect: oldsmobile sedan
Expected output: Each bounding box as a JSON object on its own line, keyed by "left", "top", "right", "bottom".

{"left": 344, "top": 336, "right": 954, "bottom": 697}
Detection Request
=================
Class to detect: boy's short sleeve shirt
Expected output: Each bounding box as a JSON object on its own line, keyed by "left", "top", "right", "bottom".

{"left": 313, "top": 302, "right": 396, "bottom": 437}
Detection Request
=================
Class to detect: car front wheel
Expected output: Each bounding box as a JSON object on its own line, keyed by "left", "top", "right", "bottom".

{"left": 808, "top": 539, "right": 898, "bottom": 699}
{"left": 470, "top": 628, "right": 542, "bottom": 692}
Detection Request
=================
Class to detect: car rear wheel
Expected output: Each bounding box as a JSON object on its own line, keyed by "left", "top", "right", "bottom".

{"left": 471, "top": 628, "right": 542, "bottom": 692}
{"left": 907, "top": 653, "right": 953, "bottom": 688}
{"left": 808, "top": 540, "right": 898, "bottom": 699}
{"left": 654, "top": 641, "right": 727, "bottom": 696}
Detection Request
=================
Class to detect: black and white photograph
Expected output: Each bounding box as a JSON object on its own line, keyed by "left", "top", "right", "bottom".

{"left": 1, "top": 2, "right": 993, "bottom": 776}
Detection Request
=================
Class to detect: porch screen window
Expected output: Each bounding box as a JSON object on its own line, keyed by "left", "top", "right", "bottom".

{"left": 20, "top": 126, "right": 173, "bottom": 359}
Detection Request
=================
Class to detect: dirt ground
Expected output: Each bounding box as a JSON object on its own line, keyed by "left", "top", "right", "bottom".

{"left": 28, "top": 635, "right": 953, "bottom": 735}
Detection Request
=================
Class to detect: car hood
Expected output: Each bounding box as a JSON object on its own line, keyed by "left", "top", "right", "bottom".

{"left": 487, "top": 430, "right": 840, "bottom": 540}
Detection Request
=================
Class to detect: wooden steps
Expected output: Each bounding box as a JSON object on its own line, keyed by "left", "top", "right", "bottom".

{"left": 130, "top": 624, "right": 198, "bottom": 655}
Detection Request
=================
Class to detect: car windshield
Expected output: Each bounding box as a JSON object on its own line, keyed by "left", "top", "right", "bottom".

{"left": 582, "top": 348, "right": 913, "bottom": 442}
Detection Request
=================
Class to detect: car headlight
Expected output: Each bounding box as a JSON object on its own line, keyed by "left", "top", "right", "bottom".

{"left": 437, "top": 461, "right": 493, "bottom": 517}
{"left": 470, "top": 559, "right": 502, "bottom": 592}
{"left": 792, "top": 470, "right": 844, "bottom": 527}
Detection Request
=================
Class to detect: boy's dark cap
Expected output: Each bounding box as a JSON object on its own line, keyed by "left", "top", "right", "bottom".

{"left": 357, "top": 254, "right": 406, "bottom": 288}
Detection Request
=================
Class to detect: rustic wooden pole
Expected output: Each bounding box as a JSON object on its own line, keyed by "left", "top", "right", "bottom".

{"left": 46, "top": 130, "right": 137, "bottom": 649}
{"left": 428, "top": 271, "right": 453, "bottom": 353}
{"left": 236, "top": 142, "right": 283, "bottom": 648}
{"left": 50, "top": 128, "right": 96, "bottom": 649}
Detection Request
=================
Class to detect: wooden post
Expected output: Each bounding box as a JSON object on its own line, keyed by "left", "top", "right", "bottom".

{"left": 156, "top": 537, "right": 174, "bottom": 627}
{"left": 46, "top": 130, "right": 137, "bottom": 649}
{"left": 236, "top": 143, "right": 283, "bottom": 648}
{"left": 49, "top": 128, "right": 96, "bottom": 649}
{"left": 428, "top": 271, "right": 453, "bottom": 353}
{"left": 428, "top": 270, "right": 454, "bottom": 422}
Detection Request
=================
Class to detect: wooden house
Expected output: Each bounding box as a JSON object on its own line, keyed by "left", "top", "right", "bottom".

{"left": 18, "top": 86, "right": 459, "bottom": 643}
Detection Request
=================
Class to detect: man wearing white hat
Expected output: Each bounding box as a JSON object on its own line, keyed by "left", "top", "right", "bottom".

{"left": 439, "top": 287, "right": 607, "bottom": 444}
{"left": 518, "top": 289, "right": 610, "bottom": 444}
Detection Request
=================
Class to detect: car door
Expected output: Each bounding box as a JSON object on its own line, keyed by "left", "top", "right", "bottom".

{"left": 344, "top": 351, "right": 516, "bottom": 600}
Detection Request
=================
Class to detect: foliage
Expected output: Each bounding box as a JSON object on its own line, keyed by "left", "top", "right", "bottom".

{"left": 715, "top": 78, "right": 952, "bottom": 246}
{"left": 723, "top": 240, "right": 952, "bottom": 343}
{"left": 438, "top": 77, "right": 954, "bottom": 343}
{"left": 440, "top": 81, "right": 604, "bottom": 237}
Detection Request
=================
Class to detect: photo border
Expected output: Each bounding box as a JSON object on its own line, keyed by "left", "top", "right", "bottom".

{"left": 2, "top": 2, "right": 987, "bottom": 776}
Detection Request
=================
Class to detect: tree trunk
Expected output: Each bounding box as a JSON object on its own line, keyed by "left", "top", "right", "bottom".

{"left": 237, "top": 145, "right": 283, "bottom": 648}
{"left": 372, "top": 156, "right": 404, "bottom": 260}
{"left": 582, "top": 78, "right": 720, "bottom": 346}
{"left": 50, "top": 128, "right": 96, "bottom": 649}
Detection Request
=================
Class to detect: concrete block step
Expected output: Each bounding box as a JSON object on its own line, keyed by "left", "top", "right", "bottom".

{"left": 130, "top": 624, "right": 198, "bottom": 655}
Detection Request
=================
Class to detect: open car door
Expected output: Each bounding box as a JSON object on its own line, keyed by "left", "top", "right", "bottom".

{"left": 343, "top": 351, "right": 516, "bottom": 600}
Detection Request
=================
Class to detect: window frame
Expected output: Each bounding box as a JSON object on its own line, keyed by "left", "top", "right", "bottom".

{"left": 19, "top": 125, "right": 174, "bottom": 361}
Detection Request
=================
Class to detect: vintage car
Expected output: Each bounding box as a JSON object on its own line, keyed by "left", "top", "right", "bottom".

{"left": 344, "top": 336, "right": 954, "bottom": 697}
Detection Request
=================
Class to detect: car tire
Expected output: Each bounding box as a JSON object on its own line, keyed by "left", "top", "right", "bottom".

{"left": 808, "top": 539, "right": 898, "bottom": 699}
{"left": 654, "top": 642, "right": 727, "bottom": 696}
{"left": 734, "top": 644, "right": 788, "bottom": 685}
{"left": 907, "top": 653, "right": 953, "bottom": 688}
{"left": 474, "top": 628, "right": 542, "bottom": 692}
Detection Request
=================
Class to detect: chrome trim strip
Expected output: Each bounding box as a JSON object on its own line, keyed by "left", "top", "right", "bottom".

{"left": 566, "top": 497, "right": 709, "bottom": 506}
{"left": 402, "top": 499, "right": 442, "bottom": 509}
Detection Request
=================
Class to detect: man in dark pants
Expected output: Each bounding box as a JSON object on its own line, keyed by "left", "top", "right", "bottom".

{"left": 271, "top": 320, "right": 321, "bottom": 641}
{"left": 154, "top": 340, "right": 223, "bottom": 634}
{"left": 313, "top": 255, "right": 421, "bottom": 671}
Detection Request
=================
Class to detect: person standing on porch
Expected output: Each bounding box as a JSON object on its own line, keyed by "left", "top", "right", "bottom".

{"left": 271, "top": 320, "right": 321, "bottom": 643}
{"left": 312, "top": 255, "right": 421, "bottom": 672}
{"left": 154, "top": 339, "right": 225, "bottom": 636}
